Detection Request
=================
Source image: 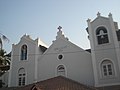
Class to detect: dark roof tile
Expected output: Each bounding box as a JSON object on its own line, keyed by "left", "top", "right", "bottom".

{"left": 17, "top": 76, "right": 97, "bottom": 90}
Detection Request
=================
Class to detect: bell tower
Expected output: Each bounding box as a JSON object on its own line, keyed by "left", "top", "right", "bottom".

{"left": 87, "top": 13, "right": 120, "bottom": 87}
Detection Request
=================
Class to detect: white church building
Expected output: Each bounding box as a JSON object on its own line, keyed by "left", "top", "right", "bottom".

{"left": 8, "top": 13, "right": 120, "bottom": 88}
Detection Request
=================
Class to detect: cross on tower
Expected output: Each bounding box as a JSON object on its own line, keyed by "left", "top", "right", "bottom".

{"left": 57, "top": 26, "right": 62, "bottom": 31}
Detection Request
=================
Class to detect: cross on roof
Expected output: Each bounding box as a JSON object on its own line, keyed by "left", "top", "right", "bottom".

{"left": 57, "top": 26, "right": 62, "bottom": 31}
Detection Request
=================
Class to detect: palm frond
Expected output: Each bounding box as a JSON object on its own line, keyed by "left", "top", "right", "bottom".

{"left": 0, "top": 49, "right": 10, "bottom": 66}
{"left": 0, "top": 38, "right": 2, "bottom": 49}
{"left": 2, "top": 35, "right": 9, "bottom": 42}
{"left": 0, "top": 33, "right": 9, "bottom": 49}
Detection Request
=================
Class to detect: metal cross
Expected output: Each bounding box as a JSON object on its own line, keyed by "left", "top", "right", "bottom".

{"left": 57, "top": 26, "right": 62, "bottom": 31}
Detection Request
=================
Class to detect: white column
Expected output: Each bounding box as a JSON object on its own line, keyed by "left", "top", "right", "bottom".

{"left": 87, "top": 19, "right": 99, "bottom": 86}
{"left": 8, "top": 44, "right": 14, "bottom": 87}
{"left": 34, "top": 40, "right": 39, "bottom": 83}
{"left": 109, "top": 13, "right": 120, "bottom": 74}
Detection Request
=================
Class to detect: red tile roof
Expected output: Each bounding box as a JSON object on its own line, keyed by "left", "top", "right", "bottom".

{"left": 97, "top": 85, "right": 120, "bottom": 90}
{"left": 17, "top": 76, "right": 97, "bottom": 90}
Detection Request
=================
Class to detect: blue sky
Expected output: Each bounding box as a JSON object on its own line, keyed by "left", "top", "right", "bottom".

{"left": 0, "top": 0, "right": 120, "bottom": 53}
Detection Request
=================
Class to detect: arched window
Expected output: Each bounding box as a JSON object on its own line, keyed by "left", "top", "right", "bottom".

{"left": 96, "top": 27, "right": 109, "bottom": 44}
{"left": 21, "top": 45, "right": 27, "bottom": 60}
{"left": 57, "top": 65, "right": 66, "bottom": 76}
{"left": 101, "top": 60, "right": 114, "bottom": 77}
{"left": 18, "top": 68, "right": 26, "bottom": 86}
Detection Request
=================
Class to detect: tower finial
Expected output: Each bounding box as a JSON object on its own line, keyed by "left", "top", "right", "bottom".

{"left": 108, "top": 13, "right": 112, "bottom": 17}
{"left": 97, "top": 12, "right": 101, "bottom": 17}
{"left": 87, "top": 18, "right": 91, "bottom": 22}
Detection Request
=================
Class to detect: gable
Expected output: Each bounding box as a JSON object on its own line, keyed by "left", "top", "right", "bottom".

{"left": 37, "top": 30, "right": 94, "bottom": 86}
{"left": 43, "top": 37, "right": 90, "bottom": 56}
{"left": 91, "top": 16, "right": 110, "bottom": 28}
{"left": 40, "top": 28, "right": 90, "bottom": 57}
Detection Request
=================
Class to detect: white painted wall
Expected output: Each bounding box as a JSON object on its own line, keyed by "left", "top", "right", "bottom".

{"left": 38, "top": 38, "right": 94, "bottom": 86}
{"left": 8, "top": 13, "right": 120, "bottom": 88}
{"left": 88, "top": 14, "right": 120, "bottom": 87}
{"left": 8, "top": 35, "right": 47, "bottom": 87}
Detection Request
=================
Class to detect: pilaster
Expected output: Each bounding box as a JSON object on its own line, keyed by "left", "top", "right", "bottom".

{"left": 109, "top": 13, "right": 120, "bottom": 74}
{"left": 87, "top": 19, "right": 98, "bottom": 86}
{"left": 8, "top": 44, "right": 14, "bottom": 87}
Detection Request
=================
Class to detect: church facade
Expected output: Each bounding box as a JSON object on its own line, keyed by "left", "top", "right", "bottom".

{"left": 8, "top": 13, "right": 120, "bottom": 88}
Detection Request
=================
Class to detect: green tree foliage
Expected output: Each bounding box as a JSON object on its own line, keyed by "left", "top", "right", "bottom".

{"left": 0, "top": 33, "right": 10, "bottom": 88}
{"left": 0, "top": 49, "right": 10, "bottom": 66}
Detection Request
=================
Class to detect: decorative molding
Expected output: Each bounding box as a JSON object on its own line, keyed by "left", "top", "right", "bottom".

{"left": 54, "top": 45, "right": 67, "bottom": 52}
